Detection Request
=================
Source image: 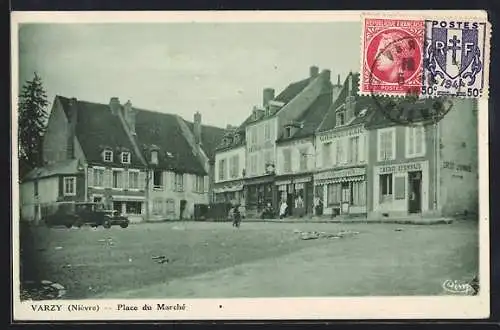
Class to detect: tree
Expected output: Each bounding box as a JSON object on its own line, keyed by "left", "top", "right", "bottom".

{"left": 18, "top": 72, "right": 49, "bottom": 179}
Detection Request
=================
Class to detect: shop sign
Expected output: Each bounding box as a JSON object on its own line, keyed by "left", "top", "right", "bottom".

{"left": 314, "top": 167, "right": 366, "bottom": 181}
{"left": 319, "top": 126, "right": 364, "bottom": 143}
{"left": 378, "top": 162, "right": 423, "bottom": 174}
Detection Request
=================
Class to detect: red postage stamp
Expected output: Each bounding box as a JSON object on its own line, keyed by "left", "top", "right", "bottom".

{"left": 360, "top": 17, "right": 425, "bottom": 96}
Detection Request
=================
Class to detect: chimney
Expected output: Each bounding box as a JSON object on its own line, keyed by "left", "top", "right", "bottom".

{"left": 109, "top": 97, "right": 121, "bottom": 115}
{"left": 321, "top": 69, "right": 331, "bottom": 83}
{"left": 263, "top": 88, "right": 275, "bottom": 108}
{"left": 310, "top": 66, "right": 319, "bottom": 78}
{"left": 123, "top": 100, "right": 137, "bottom": 135}
{"left": 346, "top": 72, "right": 356, "bottom": 121}
{"left": 348, "top": 72, "right": 353, "bottom": 96}
{"left": 194, "top": 111, "right": 202, "bottom": 145}
{"left": 67, "top": 97, "right": 78, "bottom": 159}
{"left": 337, "top": 74, "right": 341, "bottom": 86}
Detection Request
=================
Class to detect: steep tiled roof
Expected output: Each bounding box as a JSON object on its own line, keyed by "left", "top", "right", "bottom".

{"left": 317, "top": 73, "right": 374, "bottom": 131}
{"left": 23, "top": 159, "right": 80, "bottom": 181}
{"left": 57, "top": 96, "right": 144, "bottom": 167}
{"left": 134, "top": 110, "right": 207, "bottom": 175}
{"left": 274, "top": 78, "right": 310, "bottom": 103}
{"left": 184, "top": 120, "right": 226, "bottom": 161}
{"left": 277, "top": 91, "right": 333, "bottom": 142}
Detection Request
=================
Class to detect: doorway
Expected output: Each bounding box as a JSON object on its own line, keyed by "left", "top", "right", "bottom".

{"left": 180, "top": 199, "right": 187, "bottom": 220}
{"left": 408, "top": 171, "right": 422, "bottom": 213}
{"left": 341, "top": 182, "right": 350, "bottom": 214}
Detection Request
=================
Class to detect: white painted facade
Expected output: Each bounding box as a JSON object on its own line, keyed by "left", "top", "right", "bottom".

{"left": 20, "top": 176, "right": 59, "bottom": 222}
{"left": 214, "top": 145, "right": 246, "bottom": 183}
{"left": 276, "top": 138, "right": 315, "bottom": 176}
{"left": 245, "top": 117, "right": 278, "bottom": 177}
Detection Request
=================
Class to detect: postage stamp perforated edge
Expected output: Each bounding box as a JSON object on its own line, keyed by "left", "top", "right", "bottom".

{"left": 358, "top": 12, "right": 491, "bottom": 99}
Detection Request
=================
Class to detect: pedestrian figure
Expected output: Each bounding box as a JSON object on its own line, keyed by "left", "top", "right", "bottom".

{"left": 279, "top": 200, "right": 288, "bottom": 220}
{"left": 232, "top": 204, "right": 241, "bottom": 228}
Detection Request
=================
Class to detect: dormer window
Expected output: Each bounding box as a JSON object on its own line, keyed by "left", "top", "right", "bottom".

{"left": 336, "top": 111, "right": 345, "bottom": 127}
{"left": 285, "top": 127, "right": 292, "bottom": 138}
{"left": 121, "top": 152, "right": 131, "bottom": 164}
{"left": 151, "top": 150, "right": 159, "bottom": 165}
{"left": 103, "top": 149, "right": 113, "bottom": 162}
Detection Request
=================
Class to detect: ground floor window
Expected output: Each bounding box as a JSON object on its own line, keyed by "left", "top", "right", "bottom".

{"left": 327, "top": 183, "right": 342, "bottom": 205}
{"left": 379, "top": 173, "right": 393, "bottom": 203}
{"left": 126, "top": 201, "right": 142, "bottom": 214}
{"left": 351, "top": 181, "right": 366, "bottom": 206}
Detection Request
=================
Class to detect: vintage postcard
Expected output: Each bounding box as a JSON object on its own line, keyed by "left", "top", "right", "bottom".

{"left": 11, "top": 10, "right": 491, "bottom": 321}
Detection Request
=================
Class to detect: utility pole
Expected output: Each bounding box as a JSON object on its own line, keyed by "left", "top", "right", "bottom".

{"left": 145, "top": 168, "right": 150, "bottom": 222}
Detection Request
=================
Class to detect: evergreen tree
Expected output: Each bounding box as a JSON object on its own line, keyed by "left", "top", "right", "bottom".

{"left": 18, "top": 72, "right": 49, "bottom": 179}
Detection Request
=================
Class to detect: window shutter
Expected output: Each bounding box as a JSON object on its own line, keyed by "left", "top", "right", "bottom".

{"left": 192, "top": 174, "right": 196, "bottom": 192}
{"left": 170, "top": 172, "right": 175, "bottom": 191}
{"left": 204, "top": 176, "right": 209, "bottom": 193}
{"left": 359, "top": 135, "right": 365, "bottom": 162}
{"left": 139, "top": 171, "right": 146, "bottom": 190}
{"left": 394, "top": 176, "right": 406, "bottom": 200}
{"left": 87, "top": 167, "right": 94, "bottom": 187}
{"left": 123, "top": 170, "right": 129, "bottom": 189}
{"left": 105, "top": 169, "right": 112, "bottom": 188}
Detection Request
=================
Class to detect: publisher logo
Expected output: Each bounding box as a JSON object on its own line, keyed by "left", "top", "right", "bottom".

{"left": 442, "top": 279, "right": 477, "bottom": 295}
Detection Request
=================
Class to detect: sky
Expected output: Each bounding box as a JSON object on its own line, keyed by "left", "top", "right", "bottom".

{"left": 18, "top": 22, "right": 361, "bottom": 128}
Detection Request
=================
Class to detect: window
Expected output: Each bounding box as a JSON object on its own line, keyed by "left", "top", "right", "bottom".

{"left": 349, "top": 136, "right": 359, "bottom": 164}
{"left": 378, "top": 128, "right": 395, "bottom": 161}
{"left": 336, "top": 111, "right": 345, "bottom": 127}
{"left": 218, "top": 159, "right": 226, "bottom": 181}
{"left": 380, "top": 174, "right": 393, "bottom": 201}
{"left": 112, "top": 170, "right": 123, "bottom": 189}
{"left": 250, "top": 154, "right": 257, "bottom": 175}
{"left": 93, "top": 168, "right": 105, "bottom": 187}
{"left": 285, "top": 127, "right": 291, "bottom": 138}
{"left": 406, "top": 126, "right": 425, "bottom": 158}
{"left": 299, "top": 149, "right": 308, "bottom": 171}
{"left": 351, "top": 181, "right": 366, "bottom": 206}
{"left": 327, "top": 183, "right": 341, "bottom": 205}
{"left": 250, "top": 127, "right": 257, "bottom": 145}
{"left": 121, "top": 152, "right": 131, "bottom": 164}
{"left": 264, "top": 150, "right": 272, "bottom": 166}
{"left": 264, "top": 123, "right": 271, "bottom": 141}
{"left": 230, "top": 155, "right": 239, "bottom": 178}
{"left": 175, "top": 173, "right": 184, "bottom": 192}
{"left": 103, "top": 150, "right": 113, "bottom": 162}
{"left": 322, "top": 143, "right": 331, "bottom": 167}
{"left": 63, "top": 176, "right": 76, "bottom": 196}
{"left": 195, "top": 176, "right": 205, "bottom": 193}
{"left": 336, "top": 140, "right": 345, "bottom": 164}
{"left": 152, "top": 198, "right": 164, "bottom": 215}
{"left": 126, "top": 201, "right": 142, "bottom": 215}
{"left": 283, "top": 149, "right": 291, "bottom": 173}
{"left": 153, "top": 170, "right": 163, "bottom": 189}
{"left": 128, "top": 171, "right": 139, "bottom": 189}
{"left": 151, "top": 151, "right": 159, "bottom": 165}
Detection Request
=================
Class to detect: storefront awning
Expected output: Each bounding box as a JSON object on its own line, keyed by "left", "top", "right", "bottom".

{"left": 213, "top": 185, "right": 243, "bottom": 194}
{"left": 111, "top": 195, "right": 146, "bottom": 202}
{"left": 315, "top": 175, "right": 365, "bottom": 186}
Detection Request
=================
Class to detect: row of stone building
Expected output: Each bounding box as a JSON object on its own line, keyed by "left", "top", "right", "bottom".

{"left": 213, "top": 66, "right": 479, "bottom": 220}
{"left": 20, "top": 95, "right": 226, "bottom": 223}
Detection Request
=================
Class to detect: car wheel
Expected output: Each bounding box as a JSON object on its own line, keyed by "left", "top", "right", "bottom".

{"left": 120, "top": 223, "right": 129, "bottom": 228}
{"left": 65, "top": 223, "right": 72, "bottom": 229}
{"left": 103, "top": 220, "right": 111, "bottom": 229}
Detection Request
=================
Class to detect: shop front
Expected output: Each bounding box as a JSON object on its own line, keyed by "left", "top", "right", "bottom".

{"left": 213, "top": 180, "right": 245, "bottom": 205}
{"left": 275, "top": 175, "right": 313, "bottom": 217}
{"left": 244, "top": 175, "right": 276, "bottom": 216}
{"left": 314, "top": 167, "right": 367, "bottom": 216}
{"left": 372, "top": 160, "right": 429, "bottom": 216}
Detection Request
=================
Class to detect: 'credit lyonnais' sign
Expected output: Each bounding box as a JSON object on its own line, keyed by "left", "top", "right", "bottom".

{"left": 378, "top": 162, "right": 423, "bottom": 174}
{"left": 319, "top": 126, "right": 364, "bottom": 143}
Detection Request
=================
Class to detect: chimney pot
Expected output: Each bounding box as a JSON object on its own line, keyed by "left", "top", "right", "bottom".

{"left": 263, "top": 88, "right": 275, "bottom": 108}
{"left": 194, "top": 111, "right": 202, "bottom": 144}
{"left": 310, "top": 66, "right": 319, "bottom": 78}
{"left": 109, "top": 97, "right": 121, "bottom": 115}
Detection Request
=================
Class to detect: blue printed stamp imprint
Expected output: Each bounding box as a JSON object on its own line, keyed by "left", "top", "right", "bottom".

{"left": 423, "top": 20, "right": 487, "bottom": 98}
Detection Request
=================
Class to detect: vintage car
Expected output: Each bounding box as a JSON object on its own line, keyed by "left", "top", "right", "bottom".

{"left": 73, "top": 203, "right": 129, "bottom": 228}
{"left": 44, "top": 202, "right": 129, "bottom": 229}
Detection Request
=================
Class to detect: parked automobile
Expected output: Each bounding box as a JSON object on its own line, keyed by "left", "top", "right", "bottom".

{"left": 73, "top": 203, "right": 130, "bottom": 228}
{"left": 44, "top": 202, "right": 129, "bottom": 229}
